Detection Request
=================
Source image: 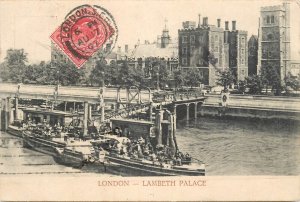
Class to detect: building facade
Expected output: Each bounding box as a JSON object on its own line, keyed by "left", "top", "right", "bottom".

{"left": 226, "top": 21, "right": 248, "bottom": 81}
{"left": 178, "top": 17, "right": 226, "bottom": 86}
{"left": 178, "top": 17, "right": 248, "bottom": 86}
{"left": 248, "top": 35, "right": 258, "bottom": 76}
{"left": 289, "top": 60, "right": 300, "bottom": 76}
{"left": 257, "top": 3, "right": 291, "bottom": 84}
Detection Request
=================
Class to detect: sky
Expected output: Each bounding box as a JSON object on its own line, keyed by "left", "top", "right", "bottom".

{"left": 0, "top": 0, "right": 299, "bottom": 63}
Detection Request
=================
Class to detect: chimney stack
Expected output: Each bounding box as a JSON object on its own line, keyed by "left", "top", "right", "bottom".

{"left": 125, "top": 44, "right": 128, "bottom": 53}
{"left": 202, "top": 17, "right": 208, "bottom": 26}
{"left": 198, "top": 14, "right": 201, "bottom": 28}
{"left": 225, "top": 21, "right": 229, "bottom": 30}
{"left": 232, "top": 20, "right": 236, "bottom": 31}
{"left": 217, "top": 19, "right": 221, "bottom": 28}
{"left": 106, "top": 43, "right": 111, "bottom": 52}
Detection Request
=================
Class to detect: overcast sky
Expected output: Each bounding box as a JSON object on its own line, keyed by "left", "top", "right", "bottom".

{"left": 0, "top": 0, "right": 299, "bottom": 63}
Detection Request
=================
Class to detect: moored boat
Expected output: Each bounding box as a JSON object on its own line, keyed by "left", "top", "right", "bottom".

{"left": 22, "top": 124, "right": 96, "bottom": 167}
{"left": 91, "top": 135, "right": 205, "bottom": 176}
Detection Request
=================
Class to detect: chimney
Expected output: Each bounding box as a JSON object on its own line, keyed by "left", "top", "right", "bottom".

{"left": 106, "top": 43, "right": 111, "bottom": 52}
{"left": 217, "top": 19, "right": 221, "bottom": 28}
{"left": 202, "top": 17, "right": 208, "bottom": 26}
{"left": 198, "top": 14, "right": 201, "bottom": 28}
{"left": 232, "top": 20, "right": 236, "bottom": 31}
{"left": 202, "top": 17, "right": 206, "bottom": 26}
{"left": 125, "top": 44, "right": 128, "bottom": 53}
{"left": 225, "top": 21, "right": 229, "bottom": 30}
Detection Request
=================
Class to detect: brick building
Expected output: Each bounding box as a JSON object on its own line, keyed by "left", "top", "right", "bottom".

{"left": 225, "top": 21, "right": 248, "bottom": 81}
{"left": 257, "top": 2, "right": 291, "bottom": 84}
{"left": 178, "top": 17, "right": 225, "bottom": 86}
{"left": 248, "top": 35, "right": 258, "bottom": 76}
{"left": 178, "top": 16, "right": 248, "bottom": 86}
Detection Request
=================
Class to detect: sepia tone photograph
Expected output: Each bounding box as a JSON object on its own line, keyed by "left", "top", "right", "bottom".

{"left": 0, "top": 0, "right": 299, "bottom": 200}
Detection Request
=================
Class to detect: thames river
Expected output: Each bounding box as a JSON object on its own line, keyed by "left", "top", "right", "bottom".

{"left": 0, "top": 117, "right": 299, "bottom": 176}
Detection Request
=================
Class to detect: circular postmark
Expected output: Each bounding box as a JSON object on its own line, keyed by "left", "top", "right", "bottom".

{"left": 51, "top": 4, "right": 118, "bottom": 67}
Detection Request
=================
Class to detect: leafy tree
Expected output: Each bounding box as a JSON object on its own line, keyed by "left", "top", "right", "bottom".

{"left": 4, "top": 49, "right": 28, "bottom": 83}
{"left": 260, "top": 64, "right": 282, "bottom": 95}
{"left": 89, "top": 59, "right": 106, "bottom": 86}
{"left": 0, "top": 62, "right": 10, "bottom": 82}
{"left": 173, "top": 69, "right": 186, "bottom": 89}
{"left": 245, "top": 75, "right": 263, "bottom": 94}
{"left": 216, "top": 69, "right": 235, "bottom": 90}
{"left": 184, "top": 68, "right": 203, "bottom": 88}
{"left": 238, "top": 80, "right": 246, "bottom": 94}
{"left": 117, "top": 60, "right": 143, "bottom": 87}
{"left": 285, "top": 72, "right": 300, "bottom": 92}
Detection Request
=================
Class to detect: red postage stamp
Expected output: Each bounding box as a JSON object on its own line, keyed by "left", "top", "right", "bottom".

{"left": 50, "top": 5, "right": 117, "bottom": 68}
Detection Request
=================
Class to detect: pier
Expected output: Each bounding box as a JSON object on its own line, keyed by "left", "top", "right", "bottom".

{"left": 1, "top": 83, "right": 300, "bottom": 133}
{"left": 0, "top": 83, "right": 205, "bottom": 132}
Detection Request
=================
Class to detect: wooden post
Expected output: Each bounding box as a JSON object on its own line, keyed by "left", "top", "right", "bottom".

{"left": 149, "top": 102, "right": 153, "bottom": 121}
{"left": 64, "top": 101, "right": 67, "bottom": 112}
{"left": 88, "top": 104, "right": 92, "bottom": 120}
{"left": 83, "top": 101, "right": 89, "bottom": 137}
{"left": 194, "top": 102, "right": 198, "bottom": 120}
{"left": 14, "top": 97, "right": 19, "bottom": 120}
{"left": 186, "top": 103, "right": 190, "bottom": 124}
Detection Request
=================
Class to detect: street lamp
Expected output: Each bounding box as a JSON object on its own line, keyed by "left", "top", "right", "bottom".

{"left": 153, "top": 65, "right": 160, "bottom": 91}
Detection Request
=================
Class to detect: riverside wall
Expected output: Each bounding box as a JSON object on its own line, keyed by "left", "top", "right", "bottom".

{"left": 199, "top": 94, "right": 300, "bottom": 121}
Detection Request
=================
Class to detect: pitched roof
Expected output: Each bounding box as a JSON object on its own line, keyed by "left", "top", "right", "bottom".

{"left": 131, "top": 43, "right": 178, "bottom": 58}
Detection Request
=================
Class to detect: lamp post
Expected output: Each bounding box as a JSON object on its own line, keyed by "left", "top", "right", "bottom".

{"left": 99, "top": 71, "right": 105, "bottom": 122}
{"left": 50, "top": 65, "right": 60, "bottom": 110}
{"left": 154, "top": 65, "right": 160, "bottom": 91}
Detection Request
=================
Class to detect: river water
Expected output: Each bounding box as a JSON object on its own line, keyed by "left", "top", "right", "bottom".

{"left": 176, "top": 117, "right": 300, "bottom": 175}
{"left": 0, "top": 117, "right": 299, "bottom": 176}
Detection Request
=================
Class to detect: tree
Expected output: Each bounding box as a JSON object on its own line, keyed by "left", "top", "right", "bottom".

{"left": 184, "top": 68, "right": 203, "bottom": 88}
{"left": 4, "top": 49, "right": 28, "bottom": 83}
{"left": 260, "top": 64, "right": 282, "bottom": 95}
{"left": 173, "top": 69, "right": 186, "bottom": 89}
{"left": 285, "top": 72, "right": 300, "bottom": 92}
{"left": 216, "top": 69, "right": 235, "bottom": 90}
{"left": 245, "top": 75, "right": 263, "bottom": 94}
{"left": 0, "top": 62, "right": 10, "bottom": 82}
{"left": 89, "top": 59, "right": 106, "bottom": 86}
{"left": 238, "top": 80, "right": 246, "bottom": 94}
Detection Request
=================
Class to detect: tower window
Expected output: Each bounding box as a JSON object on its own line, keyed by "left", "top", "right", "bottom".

{"left": 271, "top": 15, "right": 275, "bottom": 23}
{"left": 241, "top": 48, "right": 245, "bottom": 56}
{"left": 191, "top": 46, "right": 195, "bottom": 54}
{"left": 182, "top": 58, "right": 187, "bottom": 66}
{"left": 267, "top": 33, "right": 274, "bottom": 40}
{"left": 215, "top": 35, "right": 218, "bottom": 42}
{"left": 182, "top": 36, "right": 188, "bottom": 43}
{"left": 267, "top": 16, "right": 270, "bottom": 24}
{"left": 199, "top": 47, "right": 203, "bottom": 55}
{"left": 190, "top": 35, "right": 195, "bottom": 43}
{"left": 199, "top": 35, "right": 204, "bottom": 43}
{"left": 241, "top": 37, "right": 245, "bottom": 45}
{"left": 182, "top": 47, "right": 187, "bottom": 54}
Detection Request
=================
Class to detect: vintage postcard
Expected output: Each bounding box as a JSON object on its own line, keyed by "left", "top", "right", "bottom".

{"left": 0, "top": 0, "right": 300, "bottom": 201}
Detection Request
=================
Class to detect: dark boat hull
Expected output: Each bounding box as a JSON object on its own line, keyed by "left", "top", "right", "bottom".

{"left": 22, "top": 133, "right": 90, "bottom": 167}
{"left": 100, "top": 155, "right": 205, "bottom": 176}
{"left": 22, "top": 133, "right": 65, "bottom": 156}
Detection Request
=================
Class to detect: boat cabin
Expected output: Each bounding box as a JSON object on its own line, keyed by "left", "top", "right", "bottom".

{"left": 23, "top": 108, "right": 74, "bottom": 126}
